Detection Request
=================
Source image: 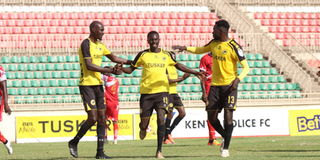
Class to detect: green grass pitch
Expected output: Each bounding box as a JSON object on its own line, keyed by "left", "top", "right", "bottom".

{"left": 1, "top": 136, "right": 320, "bottom": 160}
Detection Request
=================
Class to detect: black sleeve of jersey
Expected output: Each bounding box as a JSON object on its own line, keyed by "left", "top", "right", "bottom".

{"left": 168, "top": 51, "right": 177, "bottom": 62}
{"left": 131, "top": 49, "right": 147, "bottom": 66}
{"left": 204, "top": 39, "right": 214, "bottom": 47}
{"left": 229, "top": 40, "right": 245, "bottom": 61}
{"left": 81, "top": 39, "right": 91, "bottom": 58}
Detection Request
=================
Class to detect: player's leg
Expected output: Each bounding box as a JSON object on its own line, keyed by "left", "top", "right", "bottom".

{"left": 0, "top": 131, "right": 12, "bottom": 154}
{"left": 95, "top": 86, "right": 111, "bottom": 159}
{"left": 69, "top": 110, "right": 98, "bottom": 158}
{"left": 104, "top": 107, "right": 109, "bottom": 143}
{"left": 167, "top": 106, "right": 185, "bottom": 144}
{"left": 163, "top": 110, "right": 173, "bottom": 144}
{"left": 112, "top": 120, "right": 118, "bottom": 144}
{"left": 156, "top": 108, "right": 166, "bottom": 159}
{"left": 223, "top": 109, "right": 233, "bottom": 150}
{"left": 139, "top": 94, "right": 153, "bottom": 140}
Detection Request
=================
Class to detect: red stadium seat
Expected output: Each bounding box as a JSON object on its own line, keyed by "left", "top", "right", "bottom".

{"left": 60, "top": 20, "right": 68, "bottom": 26}
{"left": 125, "top": 27, "right": 134, "bottom": 34}
{"left": 186, "top": 13, "right": 194, "bottom": 19}
{"left": 185, "top": 19, "right": 194, "bottom": 26}
{"left": 118, "top": 19, "right": 127, "bottom": 26}
{"left": 201, "top": 19, "right": 210, "bottom": 26}
{"left": 136, "top": 13, "right": 145, "bottom": 19}
{"left": 44, "top": 12, "right": 53, "bottom": 19}
{"left": 102, "top": 13, "right": 111, "bottom": 19}
{"left": 161, "top": 12, "right": 170, "bottom": 19}
{"left": 12, "top": 27, "right": 21, "bottom": 34}
{"left": 48, "top": 27, "right": 57, "bottom": 34}
{"left": 184, "top": 26, "right": 192, "bottom": 33}
{"left": 30, "top": 27, "right": 39, "bottom": 34}
{"left": 7, "top": 20, "right": 17, "bottom": 27}
{"left": 127, "top": 12, "right": 137, "bottom": 19}
{"left": 70, "top": 13, "right": 79, "bottom": 19}
{"left": 308, "top": 19, "right": 317, "bottom": 26}
{"left": 261, "top": 20, "right": 270, "bottom": 26}
{"left": 50, "top": 20, "right": 59, "bottom": 26}
{"left": 285, "top": 13, "right": 295, "bottom": 19}
{"left": 292, "top": 27, "right": 301, "bottom": 33}
{"left": 111, "top": 13, "right": 120, "bottom": 19}
{"left": 94, "top": 13, "right": 104, "bottom": 19}
{"left": 144, "top": 12, "right": 154, "bottom": 19}
{"left": 159, "top": 19, "right": 168, "bottom": 26}
{"left": 166, "top": 26, "right": 176, "bottom": 33}
{"left": 309, "top": 26, "right": 317, "bottom": 33}
{"left": 144, "top": 19, "right": 152, "bottom": 26}
{"left": 127, "top": 19, "right": 136, "bottom": 26}
{"left": 38, "top": 27, "right": 47, "bottom": 34}
{"left": 261, "top": 13, "right": 271, "bottom": 19}
{"left": 293, "top": 19, "right": 302, "bottom": 26}
{"left": 309, "top": 13, "right": 318, "bottom": 19}
{"left": 193, "top": 19, "right": 201, "bottom": 26}
{"left": 68, "top": 20, "right": 76, "bottom": 26}
{"left": 277, "top": 13, "right": 286, "bottom": 19}
{"left": 76, "top": 19, "right": 86, "bottom": 26}
{"left": 285, "top": 19, "right": 294, "bottom": 26}
{"left": 268, "top": 26, "right": 277, "bottom": 33}
{"left": 74, "top": 27, "right": 84, "bottom": 34}
{"left": 176, "top": 19, "right": 185, "bottom": 26}
{"left": 175, "top": 26, "right": 184, "bottom": 33}
{"left": 269, "top": 13, "right": 278, "bottom": 19}
{"left": 193, "top": 26, "right": 201, "bottom": 33}
{"left": 153, "top": 12, "right": 162, "bottom": 19}
{"left": 201, "top": 13, "right": 210, "bottom": 19}
{"left": 284, "top": 27, "right": 293, "bottom": 33}
{"left": 168, "top": 19, "right": 176, "bottom": 26}
{"left": 101, "top": 19, "right": 110, "bottom": 26}
{"left": 254, "top": 13, "right": 263, "bottom": 19}
{"left": 61, "top": 13, "right": 70, "bottom": 19}
{"left": 278, "top": 19, "right": 286, "bottom": 26}
{"left": 294, "top": 13, "right": 302, "bottom": 19}
{"left": 142, "top": 27, "right": 150, "bottom": 33}
{"left": 65, "top": 27, "right": 74, "bottom": 34}
{"left": 110, "top": 20, "right": 119, "bottom": 26}
{"left": 151, "top": 19, "right": 160, "bottom": 26}
{"left": 169, "top": 12, "right": 178, "bottom": 19}
{"left": 194, "top": 13, "right": 202, "bottom": 19}
{"left": 136, "top": 19, "right": 144, "bottom": 26}
{"left": 52, "top": 13, "right": 62, "bottom": 19}
{"left": 9, "top": 13, "right": 19, "bottom": 19}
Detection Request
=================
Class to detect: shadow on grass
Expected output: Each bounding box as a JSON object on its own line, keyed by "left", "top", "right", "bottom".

{"left": 247, "top": 150, "right": 320, "bottom": 153}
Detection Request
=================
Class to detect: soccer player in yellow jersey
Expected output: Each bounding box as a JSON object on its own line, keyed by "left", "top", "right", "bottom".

{"left": 163, "top": 52, "right": 190, "bottom": 144}
{"left": 121, "top": 31, "right": 204, "bottom": 159}
{"left": 173, "top": 19, "right": 250, "bottom": 158}
{"left": 68, "top": 21, "right": 131, "bottom": 159}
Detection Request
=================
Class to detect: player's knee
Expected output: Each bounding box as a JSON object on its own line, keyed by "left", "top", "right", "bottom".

{"left": 178, "top": 112, "right": 186, "bottom": 118}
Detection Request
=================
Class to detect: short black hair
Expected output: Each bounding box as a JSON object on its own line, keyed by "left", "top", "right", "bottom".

{"left": 89, "top": 21, "right": 103, "bottom": 30}
{"left": 215, "top": 19, "right": 230, "bottom": 31}
{"left": 147, "top": 31, "right": 159, "bottom": 38}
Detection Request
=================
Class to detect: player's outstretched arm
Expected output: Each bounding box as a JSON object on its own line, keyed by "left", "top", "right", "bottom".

{"left": 85, "top": 59, "right": 114, "bottom": 74}
{"left": 168, "top": 73, "right": 190, "bottom": 84}
{"left": 172, "top": 45, "right": 187, "bottom": 52}
{"left": 172, "top": 44, "right": 211, "bottom": 54}
{"left": 230, "top": 60, "right": 250, "bottom": 91}
{"left": 174, "top": 63, "right": 205, "bottom": 79}
{"left": 0, "top": 80, "right": 11, "bottom": 115}
{"left": 106, "top": 53, "right": 132, "bottom": 65}
{"left": 121, "top": 65, "right": 136, "bottom": 74}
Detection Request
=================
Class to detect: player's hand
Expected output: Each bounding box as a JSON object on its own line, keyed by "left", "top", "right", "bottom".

{"left": 230, "top": 78, "right": 240, "bottom": 91}
{"left": 172, "top": 45, "right": 187, "bottom": 52}
{"left": 196, "top": 72, "right": 205, "bottom": 81}
{"left": 182, "top": 73, "right": 191, "bottom": 80}
{"left": 4, "top": 105, "right": 11, "bottom": 115}
{"left": 201, "top": 94, "right": 208, "bottom": 105}
{"left": 112, "top": 63, "right": 123, "bottom": 75}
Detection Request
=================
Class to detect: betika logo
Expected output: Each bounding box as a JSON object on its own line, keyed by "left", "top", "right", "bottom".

{"left": 297, "top": 115, "right": 320, "bottom": 132}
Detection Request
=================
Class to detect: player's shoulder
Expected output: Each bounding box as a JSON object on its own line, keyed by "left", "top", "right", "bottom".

{"left": 228, "top": 39, "right": 242, "bottom": 49}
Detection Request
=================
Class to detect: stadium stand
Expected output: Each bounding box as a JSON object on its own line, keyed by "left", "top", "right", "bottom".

{"left": 0, "top": 1, "right": 318, "bottom": 107}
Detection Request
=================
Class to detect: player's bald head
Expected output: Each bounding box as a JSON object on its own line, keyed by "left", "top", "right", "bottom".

{"left": 90, "top": 21, "right": 103, "bottom": 31}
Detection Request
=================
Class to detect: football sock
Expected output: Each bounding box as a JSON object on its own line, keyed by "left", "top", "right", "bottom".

{"left": 207, "top": 120, "right": 215, "bottom": 140}
{"left": 164, "top": 118, "right": 172, "bottom": 140}
{"left": 0, "top": 131, "right": 7, "bottom": 143}
{"left": 157, "top": 125, "right": 165, "bottom": 152}
{"left": 72, "top": 121, "right": 92, "bottom": 144}
{"left": 97, "top": 122, "right": 106, "bottom": 153}
{"left": 211, "top": 119, "right": 226, "bottom": 138}
{"left": 113, "top": 123, "right": 119, "bottom": 140}
{"left": 224, "top": 124, "right": 234, "bottom": 149}
{"left": 169, "top": 116, "right": 184, "bottom": 133}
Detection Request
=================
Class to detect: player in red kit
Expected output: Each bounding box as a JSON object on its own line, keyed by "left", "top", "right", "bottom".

{"left": 0, "top": 66, "right": 13, "bottom": 155}
{"left": 102, "top": 73, "right": 120, "bottom": 144}
{"left": 199, "top": 53, "right": 221, "bottom": 146}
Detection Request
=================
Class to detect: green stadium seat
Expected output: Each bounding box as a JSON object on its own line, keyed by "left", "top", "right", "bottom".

{"left": 62, "top": 95, "right": 71, "bottom": 103}
{"left": 259, "top": 84, "right": 268, "bottom": 90}
{"left": 67, "top": 79, "right": 76, "bottom": 86}
{"left": 250, "top": 91, "right": 259, "bottom": 99}
{"left": 36, "top": 64, "right": 46, "bottom": 71}
{"left": 6, "top": 80, "right": 12, "bottom": 87}
{"left": 18, "top": 64, "right": 27, "bottom": 71}
{"left": 260, "top": 76, "right": 269, "bottom": 83}
{"left": 121, "top": 79, "right": 130, "bottom": 85}
{"left": 178, "top": 71, "right": 184, "bottom": 77}
{"left": 285, "top": 83, "right": 295, "bottom": 90}
{"left": 11, "top": 56, "right": 20, "bottom": 63}
{"left": 262, "top": 61, "right": 271, "bottom": 67}
{"left": 28, "top": 88, "right": 37, "bottom": 95}
{"left": 261, "top": 68, "right": 270, "bottom": 75}
{"left": 178, "top": 54, "right": 188, "bottom": 61}
{"left": 102, "top": 56, "right": 108, "bottom": 62}
{"left": 255, "top": 54, "right": 264, "bottom": 60}
{"left": 268, "top": 76, "right": 277, "bottom": 83}
{"left": 267, "top": 84, "right": 277, "bottom": 90}
{"left": 46, "top": 88, "right": 55, "bottom": 95}
{"left": 18, "top": 88, "right": 27, "bottom": 95}
{"left": 52, "top": 72, "right": 61, "bottom": 78}
{"left": 65, "top": 88, "right": 74, "bottom": 95}
{"left": 276, "top": 83, "right": 286, "bottom": 90}
{"left": 251, "top": 76, "right": 260, "bottom": 83}
{"left": 182, "top": 86, "right": 190, "bottom": 92}
{"left": 130, "top": 78, "right": 140, "bottom": 85}
{"left": 37, "top": 88, "right": 46, "bottom": 95}
{"left": 240, "top": 92, "right": 250, "bottom": 99}
{"left": 8, "top": 64, "right": 17, "bottom": 71}
{"left": 251, "top": 84, "right": 260, "bottom": 91}
{"left": 254, "top": 61, "right": 263, "bottom": 68}
{"left": 57, "top": 56, "right": 65, "bottom": 63}
{"left": 63, "top": 63, "right": 72, "bottom": 70}
{"left": 27, "top": 64, "right": 37, "bottom": 71}
{"left": 31, "top": 80, "right": 40, "bottom": 87}
{"left": 129, "top": 86, "right": 138, "bottom": 93}
{"left": 48, "top": 56, "right": 58, "bottom": 63}
{"left": 49, "top": 80, "right": 58, "bottom": 87}
{"left": 190, "top": 86, "right": 201, "bottom": 92}
{"left": 6, "top": 72, "right": 15, "bottom": 79}
{"left": 277, "top": 76, "right": 286, "bottom": 83}
{"left": 20, "top": 56, "right": 29, "bottom": 63}
{"left": 40, "top": 80, "right": 49, "bottom": 87}
{"left": 270, "top": 68, "right": 278, "bottom": 75}
{"left": 73, "top": 87, "right": 80, "bottom": 94}
{"left": 132, "top": 70, "right": 141, "bottom": 77}
{"left": 246, "top": 54, "right": 255, "bottom": 60}
{"left": 55, "top": 88, "right": 65, "bottom": 95}
{"left": 69, "top": 72, "right": 78, "bottom": 78}
{"left": 119, "top": 87, "right": 129, "bottom": 93}
{"left": 66, "top": 56, "right": 76, "bottom": 62}
{"left": 45, "top": 64, "right": 54, "bottom": 71}
{"left": 32, "top": 96, "right": 43, "bottom": 104}
{"left": 29, "top": 56, "right": 39, "bottom": 63}
{"left": 58, "top": 80, "right": 68, "bottom": 87}
{"left": 15, "top": 72, "right": 24, "bottom": 79}
{"left": 184, "top": 77, "right": 192, "bottom": 84}
{"left": 275, "top": 91, "right": 285, "bottom": 98}
{"left": 268, "top": 91, "right": 276, "bottom": 98}
{"left": 42, "top": 72, "right": 51, "bottom": 79}
{"left": 61, "top": 72, "right": 70, "bottom": 78}
{"left": 8, "top": 88, "right": 17, "bottom": 95}
{"left": 54, "top": 64, "right": 63, "bottom": 71}
{"left": 258, "top": 91, "right": 268, "bottom": 99}
{"left": 243, "top": 77, "right": 251, "bottom": 83}
{"left": 247, "top": 61, "right": 254, "bottom": 68}
{"left": 1, "top": 57, "right": 10, "bottom": 63}
{"left": 72, "top": 64, "right": 80, "bottom": 70}
{"left": 252, "top": 69, "right": 261, "bottom": 75}
{"left": 24, "top": 72, "right": 33, "bottom": 79}
{"left": 39, "top": 56, "right": 48, "bottom": 63}
{"left": 192, "top": 77, "right": 200, "bottom": 84}
{"left": 237, "top": 84, "right": 243, "bottom": 91}
{"left": 21, "top": 80, "right": 31, "bottom": 87}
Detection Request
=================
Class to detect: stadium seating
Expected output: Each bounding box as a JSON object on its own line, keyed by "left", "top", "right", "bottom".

{"left": 2, "top": 53, "right": 303, "bottom": 104}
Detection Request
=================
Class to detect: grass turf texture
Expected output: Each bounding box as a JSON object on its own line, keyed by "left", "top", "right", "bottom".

{"left": 1, "top": 136, "right": 320, "bottom": 160}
